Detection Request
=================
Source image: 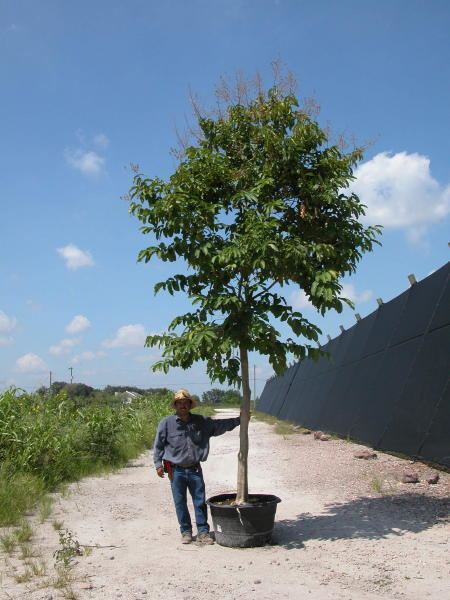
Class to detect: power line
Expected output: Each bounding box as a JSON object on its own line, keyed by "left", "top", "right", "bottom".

{"left": 85, "top": 379, "right": 269, "bottom": 387}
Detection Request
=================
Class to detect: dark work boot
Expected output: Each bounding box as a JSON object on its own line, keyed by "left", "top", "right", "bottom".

{"left": 181, "top": 531, "right": 193, "bottom": 544}
{"left": 196, "top": 532, "right": 214, "bottom": 545}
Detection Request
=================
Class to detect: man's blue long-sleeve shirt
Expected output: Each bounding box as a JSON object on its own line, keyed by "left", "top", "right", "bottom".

{"left": 153, "top": 413, "right": 240, "bottom": 469}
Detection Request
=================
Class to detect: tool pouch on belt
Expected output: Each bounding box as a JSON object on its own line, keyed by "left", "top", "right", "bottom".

{"left": 163, "top": 459, "right": 174, "bottom": 481}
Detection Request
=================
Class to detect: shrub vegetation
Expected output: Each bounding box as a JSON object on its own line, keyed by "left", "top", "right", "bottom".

{"left": 201, "top": 388, "right": 242, "bottom": 405}
{"left": 0, "top": 387, "right": 172, "bottom": 525}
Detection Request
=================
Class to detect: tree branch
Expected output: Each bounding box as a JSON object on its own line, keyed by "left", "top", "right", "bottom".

{"left": 252, "top": 280, "right": 277, "bottom": 300}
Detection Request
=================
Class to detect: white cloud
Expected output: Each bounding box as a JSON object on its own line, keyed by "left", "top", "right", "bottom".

{"left": 0, "top": 310, "right": 17, "bottom": 333}
{"left": 65, "top": 148, "right": 105, "bottom": 175}
{"left": 290, "top": 284, "right": 372, "bottom": 310}
{"left": 341, "top": 283, "right": 373, "bottom": 304}
{"left": 93, "top": 133, "right": 109, "bottom": 148}
{"left": 16, "top": 353, "right": 47, "bottom": 373}
{"left": 289, "top": 289, "right": 313, "bottom": 310}
{"left": 0, "top": 311, "right": 16, "bottom": 348}
{"left": 72, "top": 350, "right": 106, "bottom": 365}
{"left": 103, "top": 324, "right": 147, "bottom": 348}
{"left": 49, "top": 338, "right": 81, "bottom": 356}
{"left": 66, "top": 315, "right": 91, "bottom": 334}
{"left": 57, "top": 244, "right": 94, "bottom": 270}
{"left": 352, "top": 152, "right": 450, "bottom": 240}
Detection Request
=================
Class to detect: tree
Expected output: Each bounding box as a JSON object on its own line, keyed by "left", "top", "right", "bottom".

{"left": 201, "top": 388, "right": 242, "bottom": 405}
{"left": 222, "top": 389, "right": 242, "bottom": 405}
{"left": 65, "top": 383, "right": 95, "bottom": 399}
{"left": 202, "top": 388, "right": 226, "bottom": 404}
{"left": 191, "top": 393, "right": 200, "bottom": 406}
{"left": 129, "top": 69, "right": 381, "bottom": 504}
{"left": 50, "top": 381, "right": 69, "bottom": 396}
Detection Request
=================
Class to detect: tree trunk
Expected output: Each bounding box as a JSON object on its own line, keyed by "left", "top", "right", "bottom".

{"left": 236, "top": 345, "right": 250, "bottom": 504}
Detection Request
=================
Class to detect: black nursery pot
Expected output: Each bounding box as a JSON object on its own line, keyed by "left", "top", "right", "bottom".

{"left": 206, "top": 493, "right": 281, "bottom": 548}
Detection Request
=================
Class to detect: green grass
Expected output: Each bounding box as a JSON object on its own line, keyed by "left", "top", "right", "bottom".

{"left": 38, "top": 495, "right": 53, "bottom": 522}
{"left": 370, "top": 476, "right": 384, "bottom": 494}
{"left": 0, "top": 472, "right": 45, "bottom": 526}
{"left": 27, "top": 558, "right": 47, "bottom": 577}
{"left": 14, "top": 568, "right": 34, "bottom": 583}
{"left": 0, "top": 532, "right": 17, "bottom": 554}
{"left": 19, "top": 542, "right": 38, "bottom": 560}
{"left": 62, "top": 587, "right": 79, "bottom": 600}
{"left": 52, "top": 565, "right": 77, "bottom": 589}
{"left": 15, "top": 520, "right": 33, "bottom": 543}
{"left": 192, "top": 404, "right": 216, "bottom": 417}
{"left": 0, "top": 388, "right": 173, "bottom": 526}
{"left": 252, "top": 410, "right": 308, "bottom": 436}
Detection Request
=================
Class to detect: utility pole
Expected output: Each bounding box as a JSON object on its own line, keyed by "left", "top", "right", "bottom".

{"left": 68, "top": 367, "right": 73, "bottom": 384}
{"left": 253, "top": 364, "right": 256, "bottom": 404}
{"left": 49, "top": 371, "right": 52, "bottom": 389}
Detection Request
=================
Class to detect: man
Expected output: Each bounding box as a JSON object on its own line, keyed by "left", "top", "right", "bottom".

{"left": 153, "top": 389, "right": 240, "bottom": 545}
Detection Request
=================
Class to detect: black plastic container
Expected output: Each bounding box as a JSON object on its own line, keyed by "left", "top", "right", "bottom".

{"left": 206, "top": 493, "right": 281, "bottom": 547}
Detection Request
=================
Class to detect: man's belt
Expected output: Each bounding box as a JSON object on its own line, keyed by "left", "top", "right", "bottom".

{"left": 177, "top": 462, "right": 200, "bottom": 469}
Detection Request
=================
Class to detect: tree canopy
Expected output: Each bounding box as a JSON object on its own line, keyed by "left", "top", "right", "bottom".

{"left": 202, "top": 388, "right": 242, "bottom": 405}
{"left": 129, "top": 84, "right": 381, "bottom": 385}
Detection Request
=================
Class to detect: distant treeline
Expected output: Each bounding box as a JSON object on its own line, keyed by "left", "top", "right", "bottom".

{"left": 37, "top": 382, "right": 172, "bottom": 400}
{"left": 201, "top": 388, "right": 242, "bottom": 405}
{"left": 36, "top": 382, "right": 242, "bottom": 406}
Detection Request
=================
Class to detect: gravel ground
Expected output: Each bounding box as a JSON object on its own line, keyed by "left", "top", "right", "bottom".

{"left": 1, "top": 409, "right": 449, "bottom": 600}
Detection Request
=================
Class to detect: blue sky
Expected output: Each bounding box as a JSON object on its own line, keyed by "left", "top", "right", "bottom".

{"left": 1, "top": 0, "right": 449, "bottom": 397}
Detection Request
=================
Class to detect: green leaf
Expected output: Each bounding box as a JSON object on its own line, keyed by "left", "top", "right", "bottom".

{"left": 128, "top": 77, "right": 381, "bottom": 388}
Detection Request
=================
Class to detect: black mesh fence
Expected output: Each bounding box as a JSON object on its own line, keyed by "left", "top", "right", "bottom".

{"left": 257, "top": 262, "right": 450, "bottom": 467}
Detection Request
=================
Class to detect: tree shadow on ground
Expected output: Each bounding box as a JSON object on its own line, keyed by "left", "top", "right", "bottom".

{"left": 272, "top": 493, "right": 449, "bottom": 549}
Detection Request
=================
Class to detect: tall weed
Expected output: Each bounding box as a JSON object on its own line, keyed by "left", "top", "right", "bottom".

{"left": 0, "top": 387, "right": 172, "bottom": 525}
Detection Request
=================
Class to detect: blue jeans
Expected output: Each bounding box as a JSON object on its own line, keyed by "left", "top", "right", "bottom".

{"left": 170, "top": 465, "right": 209, "bottom": 534}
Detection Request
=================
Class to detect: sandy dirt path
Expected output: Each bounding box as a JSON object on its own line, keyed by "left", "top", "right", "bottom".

{"left": 1, "top": 409, "right": 449, "bottom": 600}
